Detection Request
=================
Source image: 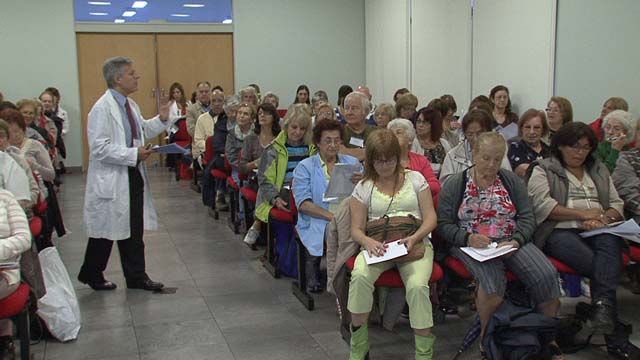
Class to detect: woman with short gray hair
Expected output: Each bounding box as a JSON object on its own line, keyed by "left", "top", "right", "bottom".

{"left": 595, "top": 110, "right": 637, "bottom": 172}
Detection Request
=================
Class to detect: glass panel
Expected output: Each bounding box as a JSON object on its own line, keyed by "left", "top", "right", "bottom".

{"left": 75, "top": 0, "right": 232, "bottom": 23}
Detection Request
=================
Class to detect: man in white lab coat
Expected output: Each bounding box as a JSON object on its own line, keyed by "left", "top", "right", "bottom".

{"left": 78, "top": 57, "right": 170, "bottom": 291}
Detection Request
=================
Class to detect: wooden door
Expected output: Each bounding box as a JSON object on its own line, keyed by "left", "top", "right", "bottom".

{"left": 77, "top": 33, "right": 158, "bottom": 169}
{"left": 156, "top": 33, "right": 235, "bottom": 99}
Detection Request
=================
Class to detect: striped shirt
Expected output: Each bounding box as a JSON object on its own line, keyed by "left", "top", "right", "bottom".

{"left": 0, "top": 189, "right": 31, "bottom": 285}
{"left": 285, "top": 143, "right": 310, "bottom": 184}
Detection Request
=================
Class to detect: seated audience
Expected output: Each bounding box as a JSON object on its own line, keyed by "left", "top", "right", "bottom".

{"left": 15, "top": 99, "right": 47, "bottom": 144}
{"left": 508, "top": 109, "right": 552, "bottom": 177}
{"left": 314, "top": 102, "right": 336, "bottom": 123}
{"left": 589, "top": 97, "right": 629, "bottom": 142}
{"left": 355, "top": 85, "right": 377, "bottom": 125}
{"left": 393, "top": 88, "right": 410, "bottom": 103}
{"left": 373, "top": 103, "right": 395, "bottom": 128}
{"left": 613, "top": 148, "right": 640, "bottom": 223}
{"left": 348, "top": 129, "right": 437, "bottom": 359}
{"left": 311, "top": 90, "right": 329, "bottom": 113}
{"left": 211, "top": 95, "right": 240, "bottom": 211}
{"left": 438, "top": 95, "right": 461, "bottom": 147}
{"left": 241, "top": 103, "right": 281, "bottom": 248}
{"left": 261, "top": 91, "right": 280, "bottom": 109}
{"left": 412, "top": 107, "right": 452, "bottom": 176}
{"left": 186, "top": 81, "right": 212, "bottom": 137}
{"left": 0, "top": 189, "right": 32, "bottom": 357}
{"left": 528, "top": 122, "right": 640, "bottom": 358}
{"left": 440, "top": 109, "right": 511, "bottom": 181}
{"left": 255, "top": 104, "right": 314, "bottom": 223}
{"left": 546, "top": 96, "right": 573, "bottom": 139}
{"left": 240, "top": 86, "right": 259, "bottom": 107}
{"left": 595, "top": 110, "right": 636, "bottom": 173}
{"left": 226, "top": 103, "right": 255, "bottom": 183}
{"left": 293, "top": 85, "right": 311, "bottom": 105}
{"left": 0, "top": 119, "right": 40, "bottom": 211}
{"left": 438, "top": 132, "right": 562, "bottom": 358}
{"left": 2, "top": 109, "right": 55, "bottom": 183}
{"left": 292, "top": 119, "right": 362, "bottom": 293}
{"left": 335, "top": 85, "right": 353, "bottom": 124}
{"left": 395, "top": 92, "right": 418, "bottom": 121}
{"left": 193, "top": 90, "right": 224, "bottom": 161}
{"left": 490, "top": 85, "right": 519, "bottom": 140}
{"left": 387, "top": 118, "right": 441, "bottom": 198}
{"left": 0, "top": 150, "right": 30, "bottom": 207}
{"left": 339, "top": 92, "right": 377, "bottom": 162}
{"left": 168, "top": 82, "right": 191, "bottom": 122}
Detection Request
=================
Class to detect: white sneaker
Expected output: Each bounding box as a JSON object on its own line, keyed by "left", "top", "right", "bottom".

{"left": 243, "top": 227, "right": 259, "bottom": 245}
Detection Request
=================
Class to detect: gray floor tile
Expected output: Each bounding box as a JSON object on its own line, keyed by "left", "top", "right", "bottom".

{"left": 45, "top": 327, "right": 138, "bottom": 360}
{"left": 129, "top": 296, "right": 212, "bottom": 326}
{"left": 227, "top": 333, "right": 330, "bottom": 360}
{"left": 217, "top": 309, "right": 306, "bottom": 342}
{"left": 135, "top": 318, "right": 226, "bottom": 353}
{"left": 139, "top": 344, "right": 235, "bottom": 360}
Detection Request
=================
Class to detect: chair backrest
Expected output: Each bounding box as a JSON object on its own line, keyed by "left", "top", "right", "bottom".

{"left": 174, "top": 118, "right": 192, "bottom": 142}
{"left": 203, "top": 135, "right": 215, "bottom": 164}
{"left": 277, "top": 109, "right": 288, "bottom": 118}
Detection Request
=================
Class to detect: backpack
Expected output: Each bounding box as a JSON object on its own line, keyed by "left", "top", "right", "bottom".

{"left": 482, "top": 300, "right": 558, "bottom": 360}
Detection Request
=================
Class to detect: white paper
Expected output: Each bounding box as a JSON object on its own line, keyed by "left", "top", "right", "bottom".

{"left": 580, "top": 219, "right": 640, "bottom": 238}
{"left": 363, "top": 240, "right": 409, "bottom": 265}
{"left": 460, "top": 243, "right": 517, "bottom": 262}
{"left": 324, "top": 163, "right": 361, "bottom": 201}
{"left": 349, "top": 137, "right": 365, "bottom": 148}
{"left": 152, "top": 143, "right": 189, "bottom": 154}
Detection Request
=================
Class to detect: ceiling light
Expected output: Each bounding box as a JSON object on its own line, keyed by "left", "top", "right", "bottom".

{"left": 170, "top": 14, "right": 190, "bottom": 17}
{"left": 183, "top": 3, "right": 205, "bottom": 7}
{"left": 114, "top": 19, "right": 125, "bottom": 23}
{"left": 89, "top": 12, "right": 108, "bottom": 15}
{"left": 132, "top": 1, "right": 147, "bottom": 8}
{"left": 88, "top": 1, "right": 111, "bottom": 5}
{"left": 222, "top": 18, "right": 232, "bottom": 24}
{"left": 122, "top": 11, "right": 136, "bottom": 17}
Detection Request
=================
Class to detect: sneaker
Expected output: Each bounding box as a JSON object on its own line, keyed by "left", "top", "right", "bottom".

{"left": 243, "top": 227, "right": 259, "bottom": 246}
{"left": 589, "top": 299, "right": 616, "bottom": 335}
{"left": 606, "top": 338, "right": 640, "bottom": 360}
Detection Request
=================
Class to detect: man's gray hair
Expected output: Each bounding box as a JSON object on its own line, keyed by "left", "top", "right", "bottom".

{"left": 346, "top": 92, "right": 372, "bottom": 114}
{"left": 261, "top": 91, "right": 280, "bottom": 106}
{"left": 223, "top": 94, "right": 241, "bottom": 112}
{"left": 387, "top": 118, "right": 416, "bottom": 143}
{"left": 103, "top": 56, "right": 133, "bottom": 88}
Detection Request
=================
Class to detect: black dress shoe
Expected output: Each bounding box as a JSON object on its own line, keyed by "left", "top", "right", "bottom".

{"left": 78, "top": 274, "right": 117, "bottom": 291}
{"left": 127, "top": 279, "right": 164, "bottom": 291}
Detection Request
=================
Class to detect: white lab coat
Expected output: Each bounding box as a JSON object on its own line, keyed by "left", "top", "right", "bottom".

{"left": 84, "top": 90, "right": 170, "bottom": 241}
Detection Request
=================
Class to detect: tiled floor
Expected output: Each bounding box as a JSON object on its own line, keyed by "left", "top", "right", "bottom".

{"left": 28, "top": 168, "right": 640, "bottom": 359}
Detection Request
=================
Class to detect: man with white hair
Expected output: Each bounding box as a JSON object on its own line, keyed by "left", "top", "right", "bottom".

{"left": 186, "top": 81, "right": 212, "bottom": 137}
{"left": 339, "top": 92, "right": 377, "bottom": 162}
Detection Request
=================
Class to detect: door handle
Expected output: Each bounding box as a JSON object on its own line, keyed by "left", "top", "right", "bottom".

{"left": 161, "top": 88, "right": 166, "bottom": 96}
{"left": 151, "top": 88, "right": 156, "bottom": 98}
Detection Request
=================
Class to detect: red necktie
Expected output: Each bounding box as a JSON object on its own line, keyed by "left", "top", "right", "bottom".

{"left": 125, "top": 99, "right": 139, "bottom": 141}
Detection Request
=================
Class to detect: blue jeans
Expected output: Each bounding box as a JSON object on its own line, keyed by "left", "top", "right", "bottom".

{"left": 543, "top": 229, "right": 623, "bottom": 316}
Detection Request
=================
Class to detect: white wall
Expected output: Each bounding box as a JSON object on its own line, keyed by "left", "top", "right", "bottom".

{"left": 0, "top": 0, "right": 82, "bottom": 167}
{"left": 365, "top": 0, "right": 409, "bottom": 105}
{"left": 472, "top": 0, "right": 556, "bottom": 114}
{"left": 233, "top": 0, "right": 366, "bottom": 107}
{"left": 411, "top": 0, "right": 471, "bottom": 112}
{"left": 555, "top": 0, "right": 640, "bottom": 123}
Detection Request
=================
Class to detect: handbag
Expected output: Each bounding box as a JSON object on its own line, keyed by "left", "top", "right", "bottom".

{"left": 364, "top": 176, "right": 426, "bottom": 262}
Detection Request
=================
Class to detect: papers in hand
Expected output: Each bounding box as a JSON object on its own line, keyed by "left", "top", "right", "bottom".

{"left": 323, "top": 163, "right": 361, "bottom": 202}
{"left": 580, "top": 219, "right": 640, "bottom": 240}
{"left": 460, "top": 243, "right": 517, "bottom": 262}
{"left": 363, "top": 240, "right": 408, "bottom": 265}
{"left": 152, "top": 143, "right": 189, "bottom": 154}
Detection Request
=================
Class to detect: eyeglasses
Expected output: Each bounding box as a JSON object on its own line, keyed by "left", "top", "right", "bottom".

{"left": 569, "top": 143, "right": 592, "bottom": 152}
{"left": 373, "top": 158, "right": 397, "bottom": 167}
{"left": 415, "top": 119, "right": 431, "bottom": 125}
{"left": 545, "top": 108, "right": 560, "bottom": 113}
{"left": 320, "top": 138, "right": 341, "bottom": 146}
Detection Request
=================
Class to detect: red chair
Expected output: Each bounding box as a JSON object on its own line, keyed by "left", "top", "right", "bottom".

{"left": 277, "top": 109, "right": 288, "bottom": 118}
{"left": 170, "top": 118, "right": 193, "bottom": 181}
{"left": 29, "top": 217, "right": 43, "bottom": 239}
{"left": 0, "top": 283, "right": 31, "bottom": 360}
{"left": 345, "top": 256, "right": 444, "bottom": 286}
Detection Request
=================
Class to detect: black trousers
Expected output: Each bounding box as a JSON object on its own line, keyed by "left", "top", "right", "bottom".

{"left": 79, "top": 167, "right": 147, "bottom": 283}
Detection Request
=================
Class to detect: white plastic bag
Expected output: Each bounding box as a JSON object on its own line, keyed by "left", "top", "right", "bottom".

{"left": 36, "top": 247, "right": 81, "bottom": 341}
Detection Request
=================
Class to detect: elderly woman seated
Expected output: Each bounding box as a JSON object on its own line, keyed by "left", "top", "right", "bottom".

{"left": 594, "top": 110, "right": 636, "bottom": 173}
{"left": 226, "top": 103, "right": 255, "bottom": 183}
{"left": 411, "top": 107, "right": 452, "bottom": 177}
{"left": 387, "top": 118, "right": 441, "bottom": 199}
{"left": 440, "top": 109, "right": 511, "bottom": 182}
{"left": 373, "top": 103, "right": 395, "bottom": 128}
{"left": 438, "top": 132, "right": 562, "bottom": 359}
{"left": 292, "top": 119, "right": 361, "bottom": 293}
{"left": 507, "top": 109, "right": 552, "bottom": 177}
{"left": 528, "top": 122, "right": 640, "bottom": 359}
{"left": 255, "top": 104, "right": 315, "bottom": 223}
{"left": 348, "top": 129, "right": 437, "bottom": 359}
{"left": 0, "top": 189, "right": 32, "bottom": 356}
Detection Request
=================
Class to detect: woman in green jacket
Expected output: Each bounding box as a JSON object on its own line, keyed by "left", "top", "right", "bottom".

{"left": 594, "top": 110, "right": 636, "bottom": 173}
